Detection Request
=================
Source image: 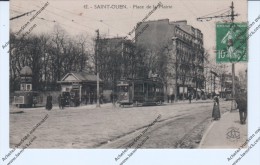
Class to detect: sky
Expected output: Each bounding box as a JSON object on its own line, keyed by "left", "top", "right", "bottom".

{"left": 10, "top": 0, "right": 248, "bottom": 74}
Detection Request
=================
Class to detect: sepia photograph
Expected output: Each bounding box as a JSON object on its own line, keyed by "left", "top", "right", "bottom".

{"left": 8, "top": 0, "right": 250, "bottom": 152}
{"left": 2, "top": 0, "right": 260, "bottom": 164}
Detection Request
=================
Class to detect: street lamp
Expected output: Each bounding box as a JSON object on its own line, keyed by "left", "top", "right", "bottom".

{"left": 95, "top": 29, "right": 100, "bottom": 108}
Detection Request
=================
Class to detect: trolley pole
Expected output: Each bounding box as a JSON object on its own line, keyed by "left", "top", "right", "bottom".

{"left": 197, "top": 1, "right": 239, "bottom": 108}
{"left": 96, "top": 29, "right": 100, "bottom": 108}
{"left": 230, "top": 2, "right": 237, "bottom": 111}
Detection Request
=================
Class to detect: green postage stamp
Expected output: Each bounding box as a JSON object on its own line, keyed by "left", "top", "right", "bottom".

{"left": 216, "top": 22, "right": 248, "bottom": 63}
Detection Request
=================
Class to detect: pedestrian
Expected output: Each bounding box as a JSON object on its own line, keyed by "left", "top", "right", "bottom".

{"left": 46, "top": 93, "right": 52, "bottom": 110}
{"left": 58, "top": 94, "right": 61, "bottom": 109}
{"left": 100, "top": 93, "right": 104, "bottom": 104}
{"left": 58, "top": 93, "right": 64, "bottom": 109}
{"left": 32, "top": 96, "right": 37, "bottom": 108}
{"left": 171, "top": 94, "right": 175, "bottom": 103}
{"left": 85, "top": 94, "right": 88, "bottom": 105}
{"left": 212, "top": 96, "right": 220, "bottom": 120}
{"left": 235, "top": 91, "right": 247, "bottom": 125}
{"left": 188, "top": 93, "right": 192, "bottom": 103}
{"left": 90, "top": 92, "right": 94, "bottom": 104}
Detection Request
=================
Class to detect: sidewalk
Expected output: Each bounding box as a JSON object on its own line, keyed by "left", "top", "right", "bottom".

{"left": 164, "top": 99, "right": 213, "bottom": 105}
{"left": 199, "top": 110, "right": 247, "bottom": 148}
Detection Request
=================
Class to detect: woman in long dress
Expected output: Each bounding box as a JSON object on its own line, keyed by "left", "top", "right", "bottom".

{"left": 212, "top": 96, "right": 221, "bottom": 120}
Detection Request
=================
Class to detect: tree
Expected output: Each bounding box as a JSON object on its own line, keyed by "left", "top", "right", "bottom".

{"left": 10, "top": 25, "right": 92, "bottom": 92}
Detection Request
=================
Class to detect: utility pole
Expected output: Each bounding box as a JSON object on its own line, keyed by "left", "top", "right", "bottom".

{"left": 95, "top": 29, "right": 100, "bottom": 108}
{"left": 197, "top": 2, "right": 238, "bottom": 109}
{"left": 230, "top": 2, "right": 237, "bottom": 110}
{"left": 211, "top": 70, "right": 212, "bottom": 99}
{"left": 172, "top": 37, "right": 178, "bottom": 102}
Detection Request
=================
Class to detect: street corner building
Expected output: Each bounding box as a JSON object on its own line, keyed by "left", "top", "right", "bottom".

{"left": 135, "top": 19, "right": 205, "bottom": 100}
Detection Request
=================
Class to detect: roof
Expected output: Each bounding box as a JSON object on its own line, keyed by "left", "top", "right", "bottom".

{"left": 20, "top": 66, "right": 32, "bottom": 76}
{"left": 59, "top": 72, "right": 102, "bottom": 83}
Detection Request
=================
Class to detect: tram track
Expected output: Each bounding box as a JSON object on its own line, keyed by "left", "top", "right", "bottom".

{"left": 96, "top": 109, "right": 216, "bottom": 149}
{"left": 115, "top": 114, "right": 211, "bottom": 149}
{"left": 94, "top": 114, "right": 187, "bottom": 148}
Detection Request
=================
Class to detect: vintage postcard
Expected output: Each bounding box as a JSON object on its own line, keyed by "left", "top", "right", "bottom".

{"left": 1, "top": 0, "right": 260, "bottom": 164}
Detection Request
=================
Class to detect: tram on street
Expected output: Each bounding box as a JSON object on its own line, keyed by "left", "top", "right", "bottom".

{"left": 116, "top": 78, "right": 164, "bottom": 106}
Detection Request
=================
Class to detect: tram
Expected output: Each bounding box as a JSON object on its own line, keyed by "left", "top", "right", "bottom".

{"left": 116, "top": 78, "right": 164, "bottom": 106}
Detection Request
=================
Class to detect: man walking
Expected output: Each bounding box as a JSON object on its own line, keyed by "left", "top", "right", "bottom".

{"left": 235, "top": 91, "right": 247, "bottom": 124}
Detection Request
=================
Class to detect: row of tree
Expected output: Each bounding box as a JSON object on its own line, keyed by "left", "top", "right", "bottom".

{"left": 10, "top": 25, "right": 93, "bottom": 92}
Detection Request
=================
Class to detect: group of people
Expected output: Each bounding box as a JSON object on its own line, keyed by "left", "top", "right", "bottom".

{"left": 45, "top": 93, "right": 64, "bottom": 110}
{"left": 211, "top": 90, "right": 247, "bottom": 125}
{"left": 45, "top": 92, "right": 105, "bottom": 110}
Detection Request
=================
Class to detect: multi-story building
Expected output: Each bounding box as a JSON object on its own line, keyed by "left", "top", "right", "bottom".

{"left": 135, "top": 19, "right": 204, "bottom": 99}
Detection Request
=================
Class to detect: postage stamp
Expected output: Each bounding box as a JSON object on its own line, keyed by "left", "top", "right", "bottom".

{"left": 216, "top": 22, "right": 248, "bottom": 63}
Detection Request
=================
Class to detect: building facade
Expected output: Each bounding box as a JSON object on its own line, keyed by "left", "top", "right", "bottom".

{"left": 135, "top": 19, "right": 205, "bottom": 100}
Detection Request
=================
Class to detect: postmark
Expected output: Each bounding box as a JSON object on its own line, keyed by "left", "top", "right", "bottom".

{"left": 226, "top": 127, "right": 240, "bottom": 142}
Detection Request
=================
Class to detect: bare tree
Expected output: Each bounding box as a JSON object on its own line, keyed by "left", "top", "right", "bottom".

{"left": 10, "top": 25, "right": 93, "bottom": 92}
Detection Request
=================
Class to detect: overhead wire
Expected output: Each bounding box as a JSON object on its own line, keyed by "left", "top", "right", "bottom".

{"left": 199, "top": 8, "right": 231, "bottom": 18}
{"left": 30, "top": 3, "right": 97, "bottom": 32}
{"left": 42, "top": 2, "right": 131, "bottom": 37}
{"left": 10, "top": 4, "right": 93, "bottom": 36}
{"left": 30, "top": 1, "right": 131, "bottom": 37}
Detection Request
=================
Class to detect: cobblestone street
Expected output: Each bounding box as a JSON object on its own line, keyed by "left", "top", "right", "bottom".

{"left": 10, "top": 100, "right": 232, "bottom": 149}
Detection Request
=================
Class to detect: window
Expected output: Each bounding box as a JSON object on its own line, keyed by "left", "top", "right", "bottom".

{"left": 20, "top": 84, "right": 25, "bottom": 91}
{"left": 26, "top": 84, "right": 32, "bottom": 91}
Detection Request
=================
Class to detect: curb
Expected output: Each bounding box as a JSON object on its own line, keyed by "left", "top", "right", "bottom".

{"left": 10, "top": 110, "right": 24, "bottom": 114}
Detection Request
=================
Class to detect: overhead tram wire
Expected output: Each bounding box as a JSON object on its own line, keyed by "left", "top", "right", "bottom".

{"left": 179, "top": 0, "right": 215, "bottom": 40}
{"left": 36, "top": 17, "right": 92, "bottom": 34}
{"left": 98, "top": 20, "right": 131, "bottom": 38}
{"left": 196, "top": 3, "right": 239, "bottom": 22}
{"left": 198, "top": 8, "right": 231, "bottom": 19}
{"left": 11, "top": 11, "right": 94, "bottom": 35}
{"left": 10, "top": 13, "right": 94, "bottom": 37}
{"left": 30, "top": 3, "right": 97, "bottom": 32}
{"left": 32, "top": 1, "right": 131, "bottom": 37}
{"left": 31, "top": 1, "right": 142, "bottom": 37}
